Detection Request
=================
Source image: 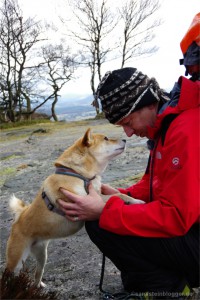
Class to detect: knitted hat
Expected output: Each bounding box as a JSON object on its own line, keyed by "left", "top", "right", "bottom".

{"left": 94, "top": 67, "right": 163, "bottom": 124}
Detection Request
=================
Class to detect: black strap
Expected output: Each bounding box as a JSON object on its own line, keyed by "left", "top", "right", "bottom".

{"left": 99, "top": 255, "right": 144, "bottom": 300}
{"left": 42, "top": 191, "right": 65, "bottom": 217}
{"left": 55, "top": 167, "right": 95, "bottom": 194}
{"left": 42, "top": 167, "right": 96, "bottom": 217}
{"left": 160, "top": 114, "right": 178, "bottom": 146}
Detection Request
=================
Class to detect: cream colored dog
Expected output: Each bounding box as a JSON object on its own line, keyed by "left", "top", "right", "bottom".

{"left": 6, "top": 128, "right": 143, "bottom": 286}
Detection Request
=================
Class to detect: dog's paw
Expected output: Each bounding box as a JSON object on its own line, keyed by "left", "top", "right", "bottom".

{"left": 38, "top": 281, "right": 47, "bottom": 288}
{"left": 128, "top": 198, "right": 145, "bottom": 205}
{"left": 119, "top": 194, "right": 145, "bottom": 205}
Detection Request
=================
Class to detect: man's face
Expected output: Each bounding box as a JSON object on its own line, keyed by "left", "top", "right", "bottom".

{"left": 116, "top": 104, "right": 157, "bottom": 138}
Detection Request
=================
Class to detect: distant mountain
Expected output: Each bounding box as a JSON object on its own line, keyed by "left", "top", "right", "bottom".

{"left": 54, "top": 94, "right": 97, "bottom": 121}
{"left": 55, "top": 94, "right": 94, "bottom": 114}
{"left": 55, "top": 103, "right": 95, "bottom": 115}
{"left": 39, "top": 94, "right": 95, "bottom": 115}
{"left": 38, "top": 95, "right": 96, "bottom": 121}
{"left": 58, "top": 94, "right": 93, "bottom": 107}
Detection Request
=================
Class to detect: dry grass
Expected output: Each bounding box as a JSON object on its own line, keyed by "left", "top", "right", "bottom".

{"left": 0, "top": 119, "right": 98, "bottom": 142}
{"left": 0, "top": 268, "right": 60, "bottom": 299}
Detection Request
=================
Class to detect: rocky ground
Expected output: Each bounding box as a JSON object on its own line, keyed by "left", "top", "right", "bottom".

{"left": 0, "top": 119, "right": 149, "bottom": 300}
{"left": 1, "top": 119, "right": 199, "bottom": 300}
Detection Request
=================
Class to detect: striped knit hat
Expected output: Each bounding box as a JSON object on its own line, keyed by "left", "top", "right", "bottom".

{"left": 94, "top": 67, "right": 164, "bottom": 124}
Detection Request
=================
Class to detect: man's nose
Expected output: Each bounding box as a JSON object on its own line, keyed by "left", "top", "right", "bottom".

{"left": 123, "top": 126, "right": 134, "bottom": 137}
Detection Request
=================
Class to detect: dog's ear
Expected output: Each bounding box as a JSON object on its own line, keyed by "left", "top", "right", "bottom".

{"left": 82, "top": 128, "right": 92, "bottom": 147}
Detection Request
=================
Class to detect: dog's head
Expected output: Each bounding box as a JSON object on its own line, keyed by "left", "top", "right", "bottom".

{"left": 55, "top": 128, "right": 126, "bottom": 177}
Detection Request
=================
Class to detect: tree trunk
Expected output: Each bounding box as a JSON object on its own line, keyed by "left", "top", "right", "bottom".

{"left": 51, "top": 95, "right": 58, "bottom": 121}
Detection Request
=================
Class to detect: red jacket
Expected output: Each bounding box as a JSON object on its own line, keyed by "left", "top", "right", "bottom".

{"left": 99, "top": 77, "right": 200, "bottom": 237}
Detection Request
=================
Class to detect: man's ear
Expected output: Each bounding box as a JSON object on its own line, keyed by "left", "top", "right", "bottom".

{"left": 82, "top": 128, "right": 92, "bottom": 146}
{"left": 149, "top": 102, "right": 158, "bottom": 110}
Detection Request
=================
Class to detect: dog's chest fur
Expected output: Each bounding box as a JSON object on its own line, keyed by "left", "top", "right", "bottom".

{"left": 91, "top": 175, "right": 102, "bottom": 194}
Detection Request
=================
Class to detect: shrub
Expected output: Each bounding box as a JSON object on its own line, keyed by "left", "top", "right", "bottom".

{"left": 0, "top": 268, "right": 60, "bottom": 299}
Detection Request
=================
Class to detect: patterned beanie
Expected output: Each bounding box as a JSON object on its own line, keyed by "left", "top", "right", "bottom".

{"left": 93, "top": 67, "right": 164, "bottom": 124}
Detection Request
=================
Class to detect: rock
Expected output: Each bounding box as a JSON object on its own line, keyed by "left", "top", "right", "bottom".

{"left": 0, "top": 152, "right": 25, "bottom": 160}
{"left": 32, "top": 128, "right": 48, "bottom": 134}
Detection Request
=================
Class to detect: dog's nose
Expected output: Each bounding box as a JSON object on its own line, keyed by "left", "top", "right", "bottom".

{"left": 122, "top": 139, "right": 126, "bottom": 143}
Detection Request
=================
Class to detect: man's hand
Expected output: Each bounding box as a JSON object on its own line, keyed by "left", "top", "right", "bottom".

{"left": 58, "top": 183, "right": 105, "bottom": 222}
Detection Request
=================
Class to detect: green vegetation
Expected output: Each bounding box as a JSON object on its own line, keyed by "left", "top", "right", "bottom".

{"left": 0, "top": 118, "right": 51, "bottom": 130}
{"left": 0, "top": 167, "right": 16, "bottom": 186}
{"left": 0, "top": 167, "right": 16, "bottom": 176}
{"left": 0, "top": 154, "right": 21, "bottom": 161}
{"left": 0, "top": 118, "right": 101, "bottom": 143}
{"left": 0, "top": 118, "right": 97, "bottom": 131}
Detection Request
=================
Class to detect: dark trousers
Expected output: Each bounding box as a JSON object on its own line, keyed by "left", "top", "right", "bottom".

{"left": 85, "top": 221, "right": 199, "bottom": 294}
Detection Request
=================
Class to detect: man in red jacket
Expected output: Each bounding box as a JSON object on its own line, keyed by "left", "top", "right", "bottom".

{"left": 58, "top": 67, "right": 199, "bottom": 299}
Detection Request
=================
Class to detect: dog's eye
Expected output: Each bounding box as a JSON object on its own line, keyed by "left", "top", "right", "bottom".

{"left": 104, "top": 136, "right": 109, "bottom": 141}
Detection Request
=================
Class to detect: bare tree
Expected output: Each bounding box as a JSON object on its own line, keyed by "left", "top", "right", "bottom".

{"left": 0, "top": 0, "right": 46, "bottom": 121}
{"left": 66, "top": 0, "right": 161, "bottom": 115}
{"left": 118, "top": 0, "right": 162, "bottom": 68}
{"left": 0, "top": 0, "right": 77, "bottom": 122}
{"left": 40, "top": 44, "right": 77, "bottom": 121}
{"left": 68, "top": 0, "right": 117, "bottom": 113}
{"left": 0, "top": 0, "right": 162, "bottom": 122}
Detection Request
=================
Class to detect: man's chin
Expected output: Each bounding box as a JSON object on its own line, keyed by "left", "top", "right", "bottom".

{"left": 138, "top": 133, "right": 145, "bottom": 138}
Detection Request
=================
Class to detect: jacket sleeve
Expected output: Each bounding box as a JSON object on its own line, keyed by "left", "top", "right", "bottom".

{"left": 99, "top": 109, "right": 200, "bottom": 237}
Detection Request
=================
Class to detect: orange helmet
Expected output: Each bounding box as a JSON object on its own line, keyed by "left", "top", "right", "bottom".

{"left": 179, "top": 13, "right": 200, "bottom": 78}
{"left": 180, "top": 12, "right": 200, "bottom": 55}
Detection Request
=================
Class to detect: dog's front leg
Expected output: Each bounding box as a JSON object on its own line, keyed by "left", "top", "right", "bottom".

{"left": 31, "top": 240, "right": 49, "bottom": 287}
{"left": 102, "top": 193, "right": 145, "bottom": 204}
{"left": 117, "top": 193, "right": 145, "bottom": 204}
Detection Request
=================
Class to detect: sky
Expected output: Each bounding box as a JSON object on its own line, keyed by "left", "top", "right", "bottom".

{"left": 18, "top": 0, "right": 200, "bottom": 99}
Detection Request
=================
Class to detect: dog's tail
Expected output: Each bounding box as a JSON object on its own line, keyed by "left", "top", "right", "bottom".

{"left": 9, "top": 194, "right": 27, "bottom": 221}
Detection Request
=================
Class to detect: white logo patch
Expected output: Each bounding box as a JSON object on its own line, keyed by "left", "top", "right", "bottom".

{"left": 171, "top": 157, "right": 182, "bottom": 169}
{"left": 172, "top": 157, "right": 179, "bottom": 166}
